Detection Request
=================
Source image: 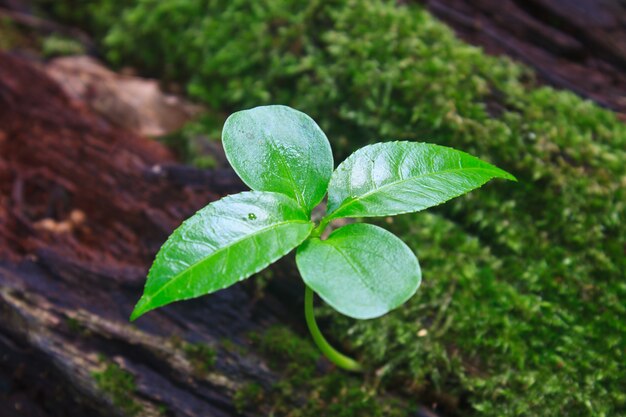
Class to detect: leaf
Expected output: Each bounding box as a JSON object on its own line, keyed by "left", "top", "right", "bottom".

{"left": 131, "top": 191, "right": 313, "bottom": 320}
{"left": 222, "top": 105, "right": 334, "bottom": 213}
{"left": 296, "top": 223, "right": 421, "bottom": 319}
{"left": 326, "top": 141, "right": 516, "bottom": 219}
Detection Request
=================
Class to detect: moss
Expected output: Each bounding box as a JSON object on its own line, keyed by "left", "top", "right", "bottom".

{"left": 167, "top": 335, "right": 217, "bottom": 376}
{"left": 248, "top": 326, "right": 411, "bottom": 416}
{"left": 0, "top": 16, "right": 38, "bottom": 51}
{"left": 182, "top": 342, "right": 216, "bottom": 376}
{"left": 41, "top": 34, "right": 85, "bottom": 57}
{"left": 220, "top": 338, "right": 247, "bottom": 356}
{"left": 0, "top": 17, "right": 19, "bottom": 50}
{"left": 257, "top": 325, "right": 319, "bottom": 366}
{"left": 233, "top": 382, "right": 264, "bottom": 414}
{"left": 92, "top": 361, "right": 142, "bottom": 416}
{"left": 65, "top": 316, "right": 83, "bottom": 333}
{"left": 33, "top": 0, "right": 131, "bottom": 41}
{"left": 47, "top": 0, "right": 626, "bottom": 415}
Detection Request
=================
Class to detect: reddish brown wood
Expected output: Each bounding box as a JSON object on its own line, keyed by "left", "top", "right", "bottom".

{"left": 0, "top": 52, "right": 434, "bottom": 417}
{"left": 0, "top": 52, "right": 282, "bottom": 417}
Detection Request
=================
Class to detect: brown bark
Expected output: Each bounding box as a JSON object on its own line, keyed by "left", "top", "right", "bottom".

{"left": 419, "top": 0, "right": 626, "bottom": 116}
{"left": 0, "top": 51, "right": 295, "bottom": 417}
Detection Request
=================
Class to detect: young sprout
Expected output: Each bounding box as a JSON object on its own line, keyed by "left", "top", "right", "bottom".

{"left": 131, "top": 105, "right": 515, "bottom": 371}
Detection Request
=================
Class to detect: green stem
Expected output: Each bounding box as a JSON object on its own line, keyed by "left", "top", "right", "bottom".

{"left": 304, "top": 286, "right": 362, "bottom": 372}
{"left": 310, "top": 218, "right": 328, "bottom": 238}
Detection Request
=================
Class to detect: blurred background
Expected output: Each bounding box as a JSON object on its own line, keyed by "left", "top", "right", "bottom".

{"left": 0, "top": 1, "right": 624, "bottom": 416}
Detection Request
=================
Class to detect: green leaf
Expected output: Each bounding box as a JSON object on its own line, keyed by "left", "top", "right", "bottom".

{"left": 222, "top": 105, "right": 334, "bottom": 213}
{"left": 326, "top": 141, "right": 516, "bottom": 219}
{"left": 131, "top": 191, "right": 313, "bottom": 320}
{"left": 296, "top": 223, "right": 421, "bottom": 319}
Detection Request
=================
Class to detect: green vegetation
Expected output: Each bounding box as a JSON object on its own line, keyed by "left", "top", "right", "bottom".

{"left": 0, "top": 17, "right": 20, "bottom": 50}
{"left": 0, "top": 16, "right": 39, "bottom": 52}
{"left": 92, "top": 360, "right": 142, "bottom": 416}
{"left": 168, "top": 336, "right": 217, "bottom": 376}
{"left": 233, "top": 382, "right": 264, "bottom": 414}
{"left": 250, "top": 326, "right": 410, "bottom": 417}
{"left": 44, "top": 0, "right": 626, "bottom": 415}
{"left": 41, "top": 34, "right": 85, "bottom": 57}
{"left": 132, "top": 104, "right": 510, "bottom": 372}
{"left": 182, "top": 342, "right": 217, "bottom": 376}
{"left": 0, "top": 15, "right": 84, "bottom": 57}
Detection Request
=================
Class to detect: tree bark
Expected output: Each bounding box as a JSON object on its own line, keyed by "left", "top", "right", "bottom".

{"left": 419, "top": 0, "right": 626, "bottom": 116}
{"left": 0, "top": 51, "right": 299, "bottom": 417}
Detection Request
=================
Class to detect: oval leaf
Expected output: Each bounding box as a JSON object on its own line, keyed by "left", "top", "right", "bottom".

{"left": 222, "top": 105, "right": 334, "bottom": 213}
{"left": 296, "top": 223, "right": 421, "bottom": 319}
{"left": 132, "top": 192, "right": 313, "bottom": 320}
{"left": 326, "top": 141, "right": 516, "bottom": 219}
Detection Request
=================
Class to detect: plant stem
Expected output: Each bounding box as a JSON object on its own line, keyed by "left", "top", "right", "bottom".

{"left": 310, "top": 217, "right": 330, "bottom": 238}
{"left": 304, "top": 286, "right": 362, "bottom": 372}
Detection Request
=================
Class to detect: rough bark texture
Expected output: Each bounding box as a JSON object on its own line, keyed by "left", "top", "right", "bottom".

{"left": 0, "top": 51, "right": 300, "bottom": 417}
{"left": 419, "top": 0, "right": 626, "bottom": 116}
{"left": 0, "top": 50, "right": 438, "bottom": 417}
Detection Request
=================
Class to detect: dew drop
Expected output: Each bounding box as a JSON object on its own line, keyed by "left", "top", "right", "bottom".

{"left": 248, "top": 213, "right": 257, "bottom": 220}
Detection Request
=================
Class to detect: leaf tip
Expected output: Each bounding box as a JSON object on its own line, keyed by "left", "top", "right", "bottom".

{"left": 501, "top": 170, "right": 518, "bottom": 182}
{"left": 490, "top": 164, "right": 517, "bottom": 182}
{"left": 129, "top": 297, "right": 151, "bottom": 321}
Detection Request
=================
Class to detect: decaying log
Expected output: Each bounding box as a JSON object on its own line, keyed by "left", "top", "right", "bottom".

{"left": 419, "top": 0, "right": 626, "bottom": 116}
{"left": 0, "top": 51, "right": 296, "bottom": 417}
{"left": 0, "top": 50, "right": 445, "bottom": 417}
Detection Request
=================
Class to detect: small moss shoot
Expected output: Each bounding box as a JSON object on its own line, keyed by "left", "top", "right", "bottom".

{"left": 220, "top": 338, "right": 247, "bottom": 355}
{"left": 233, "top": 382, "right": 264, "bottom": 414}
{"left": 182, "top": 342, "right": 217, "bottom": 376}
{"left": 92, "top": 361, "right": 142, "bottom": 416}
{"left": 41, "top": 34, "right": 85, "bottom": 57}
{"left": 168, "top": 336, "right": 217, "bottom": 376}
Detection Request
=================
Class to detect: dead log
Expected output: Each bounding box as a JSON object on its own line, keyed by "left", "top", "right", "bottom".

{"left": 0, "top": 51, "right": 302, "bottom": 417}
{"left": 419, "top": 0, "right": 626, "bottom": 116}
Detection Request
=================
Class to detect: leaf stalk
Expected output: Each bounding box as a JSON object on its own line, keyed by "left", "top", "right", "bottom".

{"left": 304, "top": 286, "right": 362, "bottom": 372}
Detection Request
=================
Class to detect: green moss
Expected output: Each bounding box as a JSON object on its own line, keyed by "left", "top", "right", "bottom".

{"left": 34, "top": 0, "right": 131, "bottom": 41}
{"left": 41, "top": 34, "right": 85, "bottom": 57}
{"left": 220, "top": 338, "right": 248, "bottom": 356}
{"left": 233, "top": 382, "right": 264, "bottom": 414}
{"left": 65, "top": 316, "right": 83, "bottom": 333}
{"left": 257, "top": 326, "right": 319, "bottom": 365}
{"left": 0, "top": 17, "right": 19, "bottom": 50}
{"left": 49, "top": 1, "right": 626, "bottom": 415}
{"left": 167, "top": 335, "right": 217, "bottom": 375}
{"left": 92, "top": 361, "right": 142, "bottom": 416}
{"left": 0, "top": 16, "right": 37, "bottom": 51}
{"left": 182, "top": 342, "right": 217, "bottom": 376}
{"left": 248, "top": 326, "right": 411, "bottom": 416}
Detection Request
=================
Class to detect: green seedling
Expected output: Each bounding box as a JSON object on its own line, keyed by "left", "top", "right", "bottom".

{"left": 131, "top": 105, "right": 515, "bottom": 371}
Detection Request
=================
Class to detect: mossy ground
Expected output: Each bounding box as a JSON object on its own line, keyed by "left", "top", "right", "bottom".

{"left": 92, "top": 359, "right": 142, "bottom": 416}
{"left": 39, "top": 1, "right": 626, "bottom": 415}
{"left": 245, "top": 326, "right": 411, "bottom": 416}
